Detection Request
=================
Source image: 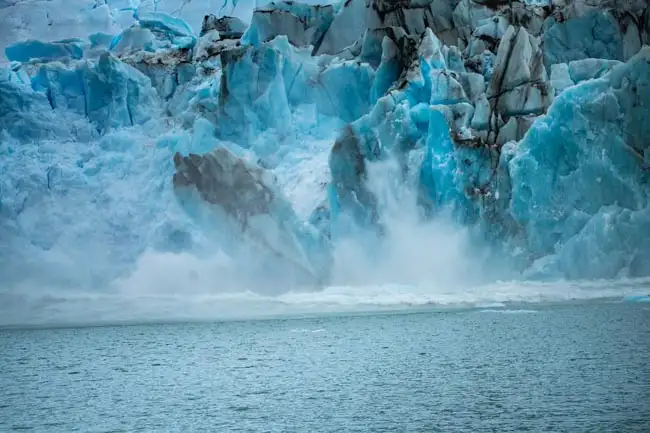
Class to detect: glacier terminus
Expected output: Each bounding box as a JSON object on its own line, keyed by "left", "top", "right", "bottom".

{"left": 1, "top": 0, "right": 650, "bottom": 323}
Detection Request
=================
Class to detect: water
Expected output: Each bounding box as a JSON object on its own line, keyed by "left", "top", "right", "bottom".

{"left": 1, "top": 301, "right": 649, "bottom": 432}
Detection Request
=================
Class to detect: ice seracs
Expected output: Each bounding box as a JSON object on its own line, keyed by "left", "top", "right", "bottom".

{"left": 1, "top": 0, "right": 650, "bottom": 289}
{"left": 509, "top": 47, "right": 650, "bottom": 279}
{"left": 5, "top": 39, "right": 87, "bottom": 63}
{"left": 241, "top": 1, "right": 335, "bottom": 53}
{"left": 488, "top": 25, "right": 553, "bottom": 117}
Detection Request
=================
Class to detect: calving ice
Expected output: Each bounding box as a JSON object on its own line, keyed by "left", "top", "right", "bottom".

{"left": 1, "top": 0, "right": 650, "bottom": 306}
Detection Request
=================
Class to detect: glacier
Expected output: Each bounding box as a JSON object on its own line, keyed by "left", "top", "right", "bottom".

{"left": 1, "top": 0, "right": 650, "bottom": 322}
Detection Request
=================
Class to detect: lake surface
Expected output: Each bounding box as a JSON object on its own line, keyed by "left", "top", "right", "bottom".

{"left": 1, "top": 301, "right": 649, "bottom": 432}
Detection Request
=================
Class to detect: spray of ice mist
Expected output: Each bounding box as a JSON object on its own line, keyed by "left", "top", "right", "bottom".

{"left": 114, "top": 146, "right": 509, "bottom": 299}
{"left": 330, "top": 155, "right": 498, "bottom": 290}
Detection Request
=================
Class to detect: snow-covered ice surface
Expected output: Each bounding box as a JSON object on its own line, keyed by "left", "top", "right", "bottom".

{"left": 1, "top": 0, "right": 650, "bottom": 325}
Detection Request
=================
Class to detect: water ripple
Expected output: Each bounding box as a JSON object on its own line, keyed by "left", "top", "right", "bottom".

{"left": 0, "top": 303, "right": 649, "bottom": 432}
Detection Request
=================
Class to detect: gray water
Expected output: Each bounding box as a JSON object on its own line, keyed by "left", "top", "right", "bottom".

{"left": 1, "top": 302, "right": 649, "bottom": 432}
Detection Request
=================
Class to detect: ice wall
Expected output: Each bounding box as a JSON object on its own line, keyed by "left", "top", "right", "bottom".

{"left": 0, "top": 0, "right": 343, "bottom": 62}
{"left": 510, "top": 47, "right": 650, "bottom": 279}
{"left": 1, "top": 0, "right": 650, "bottom": 298}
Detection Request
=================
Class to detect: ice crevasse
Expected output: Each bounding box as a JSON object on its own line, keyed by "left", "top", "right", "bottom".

{"left": 1, "top": 0, "right": 650, "bottom": 292}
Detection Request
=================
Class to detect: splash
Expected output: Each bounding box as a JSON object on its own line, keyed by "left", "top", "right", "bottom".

{"left": 329, "top": 156, "right": 506, "bottom": 289}
{"left": 3, "top": 275, "right": 649, "bottom": 327}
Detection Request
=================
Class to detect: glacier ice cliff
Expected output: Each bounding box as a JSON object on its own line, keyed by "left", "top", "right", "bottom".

{"left": 1, "top": 0, "right": 650, "bottom": 299}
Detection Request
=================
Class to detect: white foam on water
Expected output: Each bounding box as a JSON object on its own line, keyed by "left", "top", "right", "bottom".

{"left": 2, "top": 275, "right": 649, "bottom": 327}
{"left": 478, "top": 309, "right": 539, "bottom": 314}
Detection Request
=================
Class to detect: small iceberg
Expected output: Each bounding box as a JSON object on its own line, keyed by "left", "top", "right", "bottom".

{"left": 623, "top": 295, "right": 650, "bottom": 303}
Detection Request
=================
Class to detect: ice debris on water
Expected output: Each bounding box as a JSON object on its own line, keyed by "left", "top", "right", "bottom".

{"left": 1, "top": 0, "right": 650, "bottom": 289}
